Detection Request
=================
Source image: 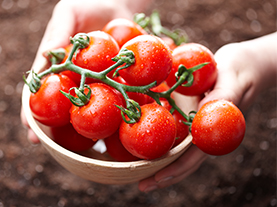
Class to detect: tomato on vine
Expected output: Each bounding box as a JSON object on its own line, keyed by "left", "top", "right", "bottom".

{"left": 72, "top": 31, "right": 120, "bottom": 82}
{"left": 102, "top": 18, "right": 147, "bottom": 48}
{"left": 70, "top": 83, "right": 124, "bottom": 140}
{"left": 166, "top": 43, "right": 217, "bottom": 96}
{"left": 118, "top": 35, "right": 173, "bottom": 87}
{"left": 29, "top": 74, "right": 77, "bottom": 127}
{"left": 119, "top": 103, "right": 176, "bottom": 160}
{"left": 191, "top": 99, "right": 246, "bottom": 156}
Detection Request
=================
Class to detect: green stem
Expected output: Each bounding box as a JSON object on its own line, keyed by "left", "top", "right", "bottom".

{"left": 167, "top": 97, "right": 189, "bottom": 121}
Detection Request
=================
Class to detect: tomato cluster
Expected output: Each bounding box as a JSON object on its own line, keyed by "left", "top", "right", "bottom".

{"left": 27, "top": 15, "right": 245, "bottom": 159}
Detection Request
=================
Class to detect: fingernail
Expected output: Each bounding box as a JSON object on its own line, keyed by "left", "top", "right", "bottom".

{"left": 144, "top": 185, "right": 158, "bottom": 193}
{"left": 158, "top": 176, "right": 174, "bottom": 183}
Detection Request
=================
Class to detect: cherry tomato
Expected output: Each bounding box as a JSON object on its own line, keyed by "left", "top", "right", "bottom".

{"left": 119, "top": 35, "right": 173, "bottom": 87}
{"left": 166, "top": 43, "right": 217, "bottom": 96}
{"left": 104, "top": 130, "right": 139, "bottom": 162}
{"left": 119, "top": 103, "right": 176, "bottom": 160}
{"left": 72, "top": 31, "right": 120, "bottom": 82}
{"left": 102, "top": 18, "right": 147, "bottom": 48}
{"left": 191, "top": 99, "right": 246, "bottom": 156}
{"left": 50, "top": 123, "right": 96, "bottom": 152}
{"left": 70, "top": 83, "right": 124, "bottom": 140}
{"left": 30, "top": 74, "right": 77, "bottom": 127}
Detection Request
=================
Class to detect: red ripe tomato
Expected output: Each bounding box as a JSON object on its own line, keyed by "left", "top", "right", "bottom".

{"left": 102, "top": 18, "right": 147, "bottom": 48}
{"left": 171, "top": 110, "right": 189, "bottom": 148}
{"left": 30, "top": 74, "right": 77, "bottom": 127}
{"left": 50, "top": 123, "right": 96, "bottom": 152}
{"left": 191, "top": 99, "right": 246, "bottom": 156}
{"left": 70, "top": 83, "right": 124, "bottom": 140}
{"left": 166, "top": 43, "right": 217, "bottom": 96}
{"left": 119, "top": 35, "right": 173, "bottom": 87}
{"left": 104, "top": 130, "right": 139, "bottom": 162}
{"left": 72, "top": 31, "right": 120, "bottom": 82}
{"left": 119, "top": 103, "right": 176, "bottom": 160}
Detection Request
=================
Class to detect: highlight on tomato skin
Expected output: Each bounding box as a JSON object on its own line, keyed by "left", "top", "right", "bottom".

{"left": 191, "top": 99, "right": 246, "bottom": 156}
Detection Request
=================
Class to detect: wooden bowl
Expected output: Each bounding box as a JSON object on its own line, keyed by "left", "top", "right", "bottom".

{"left": 21, "top": 60, "right": 196, "bottom": 185}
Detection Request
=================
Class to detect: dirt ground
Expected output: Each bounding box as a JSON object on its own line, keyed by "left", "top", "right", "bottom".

{"left": 0, "top": 0, "right": 276, "bottom": 206}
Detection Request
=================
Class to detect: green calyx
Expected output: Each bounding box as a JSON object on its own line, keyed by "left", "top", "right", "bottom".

{"left": 60, "top": 85, "right": 91, "bottom": 107}
{"left": 70, "top": 33, "right": 90, "bottom": 49}
{"left": 47, "top": 48, "right": 66, "bottom": 65}
{"left": 23, "top": 70, "right": 41, "bottom": 93}
{"left": 176, "top": 62, "right": 209, "bottom": 87}
{"left": 116, "top": 99, "right": 141, "bottom": 124}
{"left": 111, "top": 48, "right": 136, "bottom": 77}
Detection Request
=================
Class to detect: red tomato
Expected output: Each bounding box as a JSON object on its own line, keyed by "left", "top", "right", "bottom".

{"left": 70, "top": 83, "right": 124, "bottom": 140}
{"left": 191, "top": 99, "right": 246, "bottom": 156}
{"left": 171, "top": 110, "right": 189, "bottom": 148}
{"left": 72, "top": 31, "right": 120, "bottom": 82}
{"left": 119, "top": 103, "right": 176, "bottom": 160}
{"left": 166, "top": 43, "right": 217, "bottom": 96}
{"left": 119, "top": 35, "right": 173, "bottom": 87}
{"left": 102, "top": 18, "right": 147, "bottom": 48}
{"left": 104, "top": 130, "right": 139, "bottom": 162}
{"left": 30, "top": 74, "right": 77, "bottom": 127}
{"left": 50, "top": 123, "right": 96, "bottom": 152}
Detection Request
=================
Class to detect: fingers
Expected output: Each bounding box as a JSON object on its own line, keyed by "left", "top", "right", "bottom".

{"left": 138, "top": 145, "right": 207, "bottom": 192}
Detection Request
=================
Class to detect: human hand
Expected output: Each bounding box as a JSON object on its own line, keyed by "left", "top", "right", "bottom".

{"left": 21, "top": 0, "right": 149, "bottom": 143}
{"left": 138, "top": 32, "right": 277, "bottom": 192}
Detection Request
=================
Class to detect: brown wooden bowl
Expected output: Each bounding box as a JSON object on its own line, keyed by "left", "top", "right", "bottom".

{"left": 21, "top": 60, "right": 196, "bottom": 185}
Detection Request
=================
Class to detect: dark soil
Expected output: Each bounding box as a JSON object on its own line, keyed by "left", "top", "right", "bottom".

{"left": 0, "top": 0, "right": 276, "bottom": 206}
